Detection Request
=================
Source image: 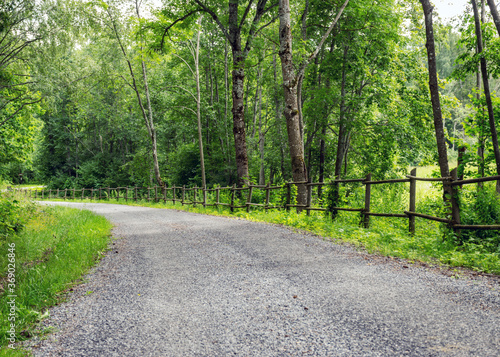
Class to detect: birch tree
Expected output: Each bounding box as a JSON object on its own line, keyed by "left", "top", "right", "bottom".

{"left": 278, "top": 0, "right": 349, "bottom": 207}
{"left": 103, "top": 0, "right": 164, "bottom": 186}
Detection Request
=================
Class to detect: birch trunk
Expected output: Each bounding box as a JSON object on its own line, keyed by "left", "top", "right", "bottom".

{"left": 195, "top": 18, "right": 207, "bottom": 189}
{"left": 278, "top": 0, "right": 308, "bottom": 207}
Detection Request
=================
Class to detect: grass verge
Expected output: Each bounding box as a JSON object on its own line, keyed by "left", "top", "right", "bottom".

{"left": 38, "top": 197, "right": 500, "bottom": 275}
{"left": 0, "top": 202, "right": 113, "bottom": 355}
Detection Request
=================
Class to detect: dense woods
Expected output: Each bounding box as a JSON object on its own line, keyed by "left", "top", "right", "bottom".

{"left": 2, "top": 0, "right": 500, "bottom": 203}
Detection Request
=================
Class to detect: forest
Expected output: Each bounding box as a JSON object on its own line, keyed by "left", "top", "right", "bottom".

{"left": 1, "top": 0, "right": 500, "bottom": 230}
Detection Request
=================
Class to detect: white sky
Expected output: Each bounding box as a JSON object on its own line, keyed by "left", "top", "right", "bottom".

{"left": 433, "top": 0, "right": 469, "bottom": 23}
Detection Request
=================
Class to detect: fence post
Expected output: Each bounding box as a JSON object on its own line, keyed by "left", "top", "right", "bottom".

{"left": 216, "top": 186, "right": 220, "bottom": 208}
{"left": 42, "top": 189, "right": 44, "bottom": 200}
{"left": 181, "top": 185, "right": 185, "bottom": 205}
{"left": 450, "top": 168, "right": 461, "bottom": 235}
{"left": 457, "top": 146, "right": 466, "bottom": 189}
{"left": 64, "top": 189, "right": 67, "bottom": 201}
{"left": 409, "top": 168, "right": 417, "bottom": 235}
{"left": 116, "top": 188, "right": 119, "bottom": 201}
{"left": 154, "top": 186, "right": 158, "bottom": 202}
{"left": 285, "top": 183, "right": 291, "bottom": 211}
{"left": 72, "top": 188, "right": 75, "bottom": 200}
{"left": 203, "top": 187, "right": 207, "bottom": 207}
{"left": 163, "top": 185, "right": 167, "bottom": 204}
{"left": 107, "top": 187, "right": 110, "bottom": 200}
{"left": 265, "top": 182, "right": 271, "bottom": 212}
{"left": 173, "top": 186, "right": 176, "bottom": 205}
{"left": 306, "top": 183, "right": 312, "bottom": 217}
{"left": 246, "top": 186, "right": 254, "bottom": 213}
{"left": 230, "top": 184, "right": 236, "bottom": 213}
{"left": 56, "top": 189, "right": 59, "bottom": 199}
{"left": 193, "top": 187, "right": 197, "bottom": 207}
{"left": 363, "top": 173, "right": 372, "bottom": 229}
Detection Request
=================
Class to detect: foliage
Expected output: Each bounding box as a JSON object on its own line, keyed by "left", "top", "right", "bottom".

{"left": 0, "top": 193, "right": 35, "bottom": 240}
{"left": 0, "top": 205, "right": 112, "bottom": 349}
{"left": 459, "top": 184, "right": 500, "bottom": 252}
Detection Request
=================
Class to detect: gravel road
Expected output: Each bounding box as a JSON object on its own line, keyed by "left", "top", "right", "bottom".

{"left": 28, "top": 202, "right": 499, "bottom": 356}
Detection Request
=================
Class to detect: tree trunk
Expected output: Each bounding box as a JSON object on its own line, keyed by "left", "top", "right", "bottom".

{"left": 231, "top": 53, "right": 250, "bottom": 186}
{"left": 278, "top": 0, "right": 308, "bottom": 207}
{"left": 195, "top": 17, "right": 207, "bottom": 189}
{"left": 486, "top": 0, "right": 500, "bottom": 36}
{"left": 258, "top": 102, "right": 266, "bottom": 185}
{"left": 334, "top": 45, "right": 350, "bottom": 179}
{"left": 421, "top": 0, "right": 450, "bottom": 180}
{"left": 472, "top": 0, "right": 500, "bottom": 192}
{"left": 421, "top": 0, "right": 460, "bottom": 226}
{"left": 318, "top": 124, "right": 326, "bottom": 198}
{"left": 273, "top": 44, "right": 287, "bottom": 181}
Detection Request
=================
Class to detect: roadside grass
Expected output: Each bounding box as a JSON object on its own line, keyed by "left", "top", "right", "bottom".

{"left": 0, "top": 183, "right": 44, "bottom": 191}
{"left": 39, "top": 191, "right": 500, "bottom": 275}
{"left": 0, "top": 199, "right": 113, "bottom": 354}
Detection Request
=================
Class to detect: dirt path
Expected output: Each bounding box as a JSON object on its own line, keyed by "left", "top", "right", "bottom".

{"left": 28, "top": 202, "right": 500, "bottom": 356}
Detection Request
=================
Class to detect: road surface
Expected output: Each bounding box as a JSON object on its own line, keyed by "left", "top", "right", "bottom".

{"left": 28, "top": 202, "right": 500, "bottom": 356}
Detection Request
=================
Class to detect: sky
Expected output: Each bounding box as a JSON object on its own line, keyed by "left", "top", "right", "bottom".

{"left": 432, "top": 0, "right": 470, "bottom": 23}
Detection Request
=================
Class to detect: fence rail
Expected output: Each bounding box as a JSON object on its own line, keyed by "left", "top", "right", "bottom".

{"left": 19, "top": 168, "right": 500, "bottom": 234}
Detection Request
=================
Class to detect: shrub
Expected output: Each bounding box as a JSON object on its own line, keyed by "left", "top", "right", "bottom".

{"left": 0, "top": 194, "right": 34, "bottom": 239}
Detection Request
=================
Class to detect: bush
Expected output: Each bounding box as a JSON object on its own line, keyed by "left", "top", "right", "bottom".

{"left": 0, "top": 194, "right": 34, "bottom": 239}
{"left": 460, "top": 185, "right": 500, "bottom": 252}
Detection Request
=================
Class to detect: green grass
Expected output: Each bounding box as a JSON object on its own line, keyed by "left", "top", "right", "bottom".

{"left": 0, "top": 201, "right": 113, "bottom": 354}
{"left": 38, "top": 193, "right": 500, "bottom": 275}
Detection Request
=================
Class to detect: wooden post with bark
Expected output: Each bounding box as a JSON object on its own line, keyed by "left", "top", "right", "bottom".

{"left": 230, "top": 184, "right": 236, "bottom": 213}
{"left": 306, "top": 183, "right": 312, "bottom": 216}
{"left": 409, "top": 168, "right": 417, "bottom": 234}
{"left": 246, "top": 185, "right": 254, "bottom": 213}
{"left": 182, "top": 185, "right": 185, "bottom": 205}
{"left": 363, "top": 173, "right": 372, "bottom": 229}
{"left": 265, "top": 182, "right": 271, "bottom": 212}
{"left": 450, "top": 168, "right": 461, "bottom": 234}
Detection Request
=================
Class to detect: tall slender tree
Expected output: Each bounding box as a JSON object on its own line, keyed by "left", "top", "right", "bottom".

{"left": 158, "top": 0, "right": 278, "bottom": 186}
{"left": 471, "top": 0, "right": 500, "bottom": 192}
{"left": 277, "top": 0, "right": 349, "bottom": 206}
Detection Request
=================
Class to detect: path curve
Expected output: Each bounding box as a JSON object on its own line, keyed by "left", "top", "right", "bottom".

{"left": 29, "top": 202, "right": 499, "bottom": 356}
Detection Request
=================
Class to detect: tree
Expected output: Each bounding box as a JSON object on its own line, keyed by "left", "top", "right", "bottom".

{"left": 471, "top": 0, "right": 500, "bottom": 192}
{"left": 420, "top": 0, "right": 460, "bottom": 225}
{"left": 486, "top": 0, "right": 500, "bottom": 36}
{"left": 277, "top": 0, "right": 348, "bottom": 207}
{"left": 102, "top": 0, "right": 164, "bottom": 186}
{"left": 157, "top": 0, "right": 278, "bottom": 186}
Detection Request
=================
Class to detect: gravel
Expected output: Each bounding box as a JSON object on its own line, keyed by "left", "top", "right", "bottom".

{"left": 26, "top": 202, "right": 500, "bottom": 356}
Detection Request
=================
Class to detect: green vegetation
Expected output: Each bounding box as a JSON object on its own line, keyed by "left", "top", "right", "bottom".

{"left": 37, "top": 176, "right": 500, "bottom": 275}
{"left": 0, "top": 193, "right": 113, "bottom": 353}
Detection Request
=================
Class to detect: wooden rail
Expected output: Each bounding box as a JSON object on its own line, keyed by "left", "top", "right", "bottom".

{"left": 20, "top": 168, "right": 500, "bottom": 233}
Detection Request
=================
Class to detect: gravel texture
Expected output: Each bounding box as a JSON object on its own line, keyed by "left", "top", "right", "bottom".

{"left": 26, "top": 202, "right": 500, "bottom": 356}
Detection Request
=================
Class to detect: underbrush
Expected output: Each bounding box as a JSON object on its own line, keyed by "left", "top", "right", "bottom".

{"left": 0, "top": 201, "right": 112, "bottom": 353}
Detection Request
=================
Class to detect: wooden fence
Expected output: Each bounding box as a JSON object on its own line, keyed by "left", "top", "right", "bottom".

{"left": 19, "top": 168, "right": 500, "bottom": 234}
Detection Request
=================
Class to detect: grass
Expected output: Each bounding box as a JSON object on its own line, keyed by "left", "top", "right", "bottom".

{"left": 0, "top": 196, "right": 113, "bottom": 354}
{"left": 37, "top": 189, "right": 500, "bottom": 275}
